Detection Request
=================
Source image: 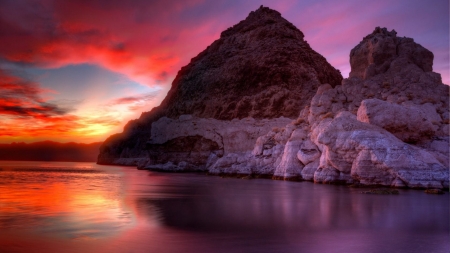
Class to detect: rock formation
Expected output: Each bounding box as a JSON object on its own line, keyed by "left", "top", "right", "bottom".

{"left": 264, "top": 27, "right": 449, "bottom": 188}
{"left": 98, "top": 7, "right": 449, "bottom": 189}
{"left": 98, "top": 6, "right": 342, "bottom": 166}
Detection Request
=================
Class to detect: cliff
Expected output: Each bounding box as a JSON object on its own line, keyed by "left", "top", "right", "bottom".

{"left": 99, "top": 7, "right": 449, "bottom": 189}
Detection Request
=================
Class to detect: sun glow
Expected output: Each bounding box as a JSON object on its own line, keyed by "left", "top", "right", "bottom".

{"left": 75, "top": 122, "right": 115, "bottom": 136}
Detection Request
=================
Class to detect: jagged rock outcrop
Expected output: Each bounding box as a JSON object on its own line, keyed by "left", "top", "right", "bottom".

{"left": 313, "top": 112, "right": 447, "bottom": 188}
{"left": 349, "top": 27, "right": 433, "bottom": 79}
{"left": 356, "top": 99, "right": 440, "bottom": 143}
{"left": 99, "top": 7, "right": 448, "bottom": 189}
{"left": 98, "top": 6, "right": 342, "bottom": 166}
{"left": 261, "top": 27, "right": 449, "bottom": 188}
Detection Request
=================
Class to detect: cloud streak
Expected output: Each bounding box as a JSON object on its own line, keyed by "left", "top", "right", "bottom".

{"left": 0, "top": 69, "right": 121, "bottom": 142}
{"left": 106, "top": 91, "right": 161, "bottom": 111}
{"left": 0, "top": 69, "right": 71, "bottom": 118}
{"left": 108, "top": 92, "right": 160, "bottom": 106}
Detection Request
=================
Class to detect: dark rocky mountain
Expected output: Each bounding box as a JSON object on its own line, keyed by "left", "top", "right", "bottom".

{"left": 98, "top": 6, "right": 342, "bottom": 165}
{"left": 160, "top": 6, "right": 342, "bottom": 120}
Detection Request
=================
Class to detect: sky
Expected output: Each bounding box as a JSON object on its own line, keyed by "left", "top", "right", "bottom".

{"left": 0, "top": 0, "right": 448, "bottom": 144}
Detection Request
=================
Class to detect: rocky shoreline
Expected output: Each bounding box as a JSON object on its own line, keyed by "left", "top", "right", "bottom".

{"left": 98, "top": 6, "right": 449, "bottom": 189}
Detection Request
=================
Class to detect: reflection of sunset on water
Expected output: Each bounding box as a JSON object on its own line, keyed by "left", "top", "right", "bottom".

{"left": 0, "top": 161, "right": 448, "bottom": 253}
{"left": 0, "top": 162, "right": 134, "bottom": 237}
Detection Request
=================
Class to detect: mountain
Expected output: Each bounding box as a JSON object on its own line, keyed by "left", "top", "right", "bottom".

{"left": 98, "top": 7, "right": 449, "bottom": 189}
{"left": 0, "top": 141, "right": 102, "bottom": 162}
{"left": 98, "top": 6, "right": 342, "bottom": 165}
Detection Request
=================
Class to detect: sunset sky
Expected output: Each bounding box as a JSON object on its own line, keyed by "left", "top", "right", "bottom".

{"left": 1, "top": 0, "right": 448, "bottom": 144}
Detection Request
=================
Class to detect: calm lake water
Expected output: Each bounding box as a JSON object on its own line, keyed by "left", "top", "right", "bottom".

{"left": 0, "top": 161, "right": 448, "bottom": 253}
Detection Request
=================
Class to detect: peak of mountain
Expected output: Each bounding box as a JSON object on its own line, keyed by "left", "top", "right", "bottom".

{"left": 156, "top": 5, "right": 342, "bottom": 120}
{"left": 220, "top": 6, "right": 298, "bottom": 39}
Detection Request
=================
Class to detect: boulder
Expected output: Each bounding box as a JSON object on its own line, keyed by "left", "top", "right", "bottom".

{"left": 273, "top": 128, "right": 307, "bottom": 180}
{"left": 315, "top": 112, "right": 448, "bottom": 188}
{"left": 356, "top": 98, "right": 440, "bottom": 143}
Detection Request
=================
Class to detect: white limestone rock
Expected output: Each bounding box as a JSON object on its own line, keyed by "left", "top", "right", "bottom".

{"left": 296, "top": 139, "right": 320, "bottom": 166}
{"left": 357, "top": 99, "right": 440, "bottom": 143}
{"left": 314, "top": 112, "right": 448, "bottom": 188}
{"left": 144, "top": 115, "right": 291, "bottom": 171}
{"left": 273, "top": 128, "right": 307, "bottom": 179}
{"left": 301, "top": 160, "right": 320, "bottom": 181}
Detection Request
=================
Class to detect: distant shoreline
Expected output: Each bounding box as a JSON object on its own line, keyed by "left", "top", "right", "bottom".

{"left": 0, "top": 141, "right": 102, "bottom": 162}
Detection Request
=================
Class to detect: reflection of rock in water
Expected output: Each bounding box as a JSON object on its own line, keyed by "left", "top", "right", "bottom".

{"left": 134, "top": 177, "right": 449, "bottom": 233}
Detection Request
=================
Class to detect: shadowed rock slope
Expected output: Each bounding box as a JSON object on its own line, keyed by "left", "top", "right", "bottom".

{"left": 98, "top": 6, "right": 342, "bottom": 165}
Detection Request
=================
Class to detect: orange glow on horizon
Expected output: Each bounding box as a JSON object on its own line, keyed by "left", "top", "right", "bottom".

{"left": 0, "top": 66, "right": 168, "bottom": 143}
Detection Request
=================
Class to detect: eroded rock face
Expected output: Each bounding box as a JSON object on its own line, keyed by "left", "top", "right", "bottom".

{"left": 272, "top": 129, "right": 307, "bottom": 179}
{"left": 143, "top": 115, "right": 292, "bottom": 172}
{"left": 230, "top": 27, "right": 448, "bottom": 188}
{"left": 356, "top": 99, "right": 440, "bottom": 143}
{"left": 146, "top": 135, "right": 222, "bottom": 172}
{"left": 281, "top": 27, "right": 449, "bottom": 188}
{"left": 315, "top": 112, "right": 447, "bottom": 188}
{"left": 98, "top": 6, "right": 342, "bottom": 165}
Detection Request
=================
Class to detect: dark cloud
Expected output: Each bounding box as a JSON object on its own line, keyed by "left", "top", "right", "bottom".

{"left": 0, "top": 103, "right": 68, "bottom": 117}
{"left": 0, "top": 69, "right": 72, "bottom": 118}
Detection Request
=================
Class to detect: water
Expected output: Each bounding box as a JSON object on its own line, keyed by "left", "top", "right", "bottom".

{"left": 0, "top": 161, "right": 448, "bottom": 253}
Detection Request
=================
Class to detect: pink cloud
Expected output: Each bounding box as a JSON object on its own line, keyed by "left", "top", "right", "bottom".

{"left": 0, "top": 0, "right": 229, "bottom": 87}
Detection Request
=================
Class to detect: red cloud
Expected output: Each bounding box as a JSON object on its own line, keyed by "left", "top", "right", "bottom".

{"left": 0, "top": 0, "right": 223, "bottom": 87}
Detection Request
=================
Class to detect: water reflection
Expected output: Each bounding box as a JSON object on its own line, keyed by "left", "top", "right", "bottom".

{"left": 0, "top": 161, "right": 448, "bottom": 253}
{"left": 0, "top": 161, "right": 132, "bottom": 239}
{"left": 135, "top": 175, "right": 449, "bottom": 233}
